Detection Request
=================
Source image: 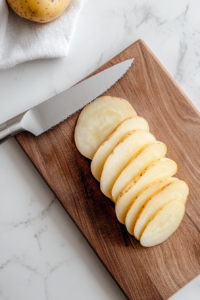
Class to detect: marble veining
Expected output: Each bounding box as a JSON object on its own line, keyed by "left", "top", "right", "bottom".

{"left": 1, "top": 0, "right": 200, "bottom": 299}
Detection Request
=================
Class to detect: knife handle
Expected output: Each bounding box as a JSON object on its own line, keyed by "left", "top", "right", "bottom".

{"left": 0, "top": 113, "right": 25, "bottom": 144}
{"left": 0, "top": 123, "right": 12, "bottom": 144}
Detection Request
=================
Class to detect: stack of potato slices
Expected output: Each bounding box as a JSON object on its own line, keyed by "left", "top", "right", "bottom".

{"left": 75, "top": 96, "right": 189, "bottom": 247}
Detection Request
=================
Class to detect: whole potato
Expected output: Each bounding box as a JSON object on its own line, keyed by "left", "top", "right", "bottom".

{"left": 7, "top": 0, "right": 71, "bottom": 23}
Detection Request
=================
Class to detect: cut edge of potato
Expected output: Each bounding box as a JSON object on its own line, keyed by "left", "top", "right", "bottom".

{"left": 125, "top": 177, "right": 177, "bottom": 236}
{"left": 91, "top": 116, "right": 149, "bottom": 181}
{"left": 140, "top": 199, "right": 185, "bottom": 247}
{"left": 115, "top": 158, "right": 178, "bottom": 224}
{"left": 133, "top": 180, "right": 189, "bottom": 239}
{"left": 112, "top": 141, "right": 167, "bottom": 201}
{"left": 75, "top": 96, "right": 137, "bottom": 160}
{"left": 100, "top": 130, "right": 156, "bottom": 199}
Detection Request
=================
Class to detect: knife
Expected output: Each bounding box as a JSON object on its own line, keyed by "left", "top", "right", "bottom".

{"left": 0, "top": 59, "right": 133, "bottom": 144}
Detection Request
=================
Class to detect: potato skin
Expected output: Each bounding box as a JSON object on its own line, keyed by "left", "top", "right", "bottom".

{"left": 7, "top": 0, "right": 71, "bottom": 23}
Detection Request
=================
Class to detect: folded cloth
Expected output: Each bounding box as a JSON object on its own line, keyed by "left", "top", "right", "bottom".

{"left": 0, "top": 0, "right": 83, "bottom": 69}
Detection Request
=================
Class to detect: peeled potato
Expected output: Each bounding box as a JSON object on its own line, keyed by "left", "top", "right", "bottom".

{"left": 125, "top": 177, "right": 177, "bottom": 235}
{"left": 112, "top": 142, "right": 167, "bottom": 201}
{"left": 7, "top": 0, "right": 71, "bottom": 23}
{"left": 75, "top": 96, "right": 136, "bottom": 159}
{"left": 91, "top": 117, "right": 149, "bottom": 181}
{"left": 115, "top": 158, "right": 177, "bottom": 224}
{"left": 134, "top": 180, "right": 189, "bottom": 239}
{"left": 100, "top": 130, "right": 156, "bottom": 199}
{"left": 140, "top": 200, "right": 185, "bottom": 247}
{"left": 74, "top": 95, "right": 188, "bottom": 247}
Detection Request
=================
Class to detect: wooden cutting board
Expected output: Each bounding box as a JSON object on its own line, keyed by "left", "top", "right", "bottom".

{"left": 16, "top": 40, "right": 200, "bottom": 300}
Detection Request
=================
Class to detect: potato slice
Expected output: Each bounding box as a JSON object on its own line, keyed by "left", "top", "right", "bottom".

{"left": 100, "top": 130, "right": 156, "bottom": 199}
{"left": 134, "top": 180, "right": 188, "bottom": 239}
{"left": 91, "top": 117, "right": 149, "bottom": 181}
{"left": 125, "top": 177, "right": 177, "bottom": 235}
{"left": 140, "top": 199, "right": 185, "bottom": 247}
{"left": 115, "top": 158, "right": 177, "bottom": 224}
{"left": 112, "top": 142, "right": 167, "bottom": 201}
{"left": 74, "top": 96, "right": 136, "bottom": 159}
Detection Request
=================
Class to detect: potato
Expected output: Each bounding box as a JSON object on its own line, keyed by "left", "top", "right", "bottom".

{"left": 100, "top": 130, "right": 156, "bottom": 199}
{"left": 7, "top": 0, "right": 71, "bottom": 23}
{"left": 74, "top": 95, "right": 189, "bottom": 247}
{"left": 125, "top": 177, "right": 177, "bottom": 235}
{"left": 112, "top": 142, "right": 167, "bottom": 201}
{"left": 134, "top": 180, "right": 189, "bottom": 239}
{"left": 91, "top": 117, "right": 149, "bottom": 181}
{"left": 115, "top": 158, "right": 177, "bottom": 224}
{"left": 140, "top": 200, "right": 185, "bottom": 247}
{"left": 75, "top": 96, "right": 137, "bottom": 159}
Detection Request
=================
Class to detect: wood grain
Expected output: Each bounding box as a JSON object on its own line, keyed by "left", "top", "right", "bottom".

{"left": 16, "top": 40, "right": 200, "bottom": 300}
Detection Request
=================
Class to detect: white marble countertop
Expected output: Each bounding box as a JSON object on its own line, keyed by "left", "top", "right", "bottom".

{"left": 0, "top": 0, "right": 200, "bottom": 299}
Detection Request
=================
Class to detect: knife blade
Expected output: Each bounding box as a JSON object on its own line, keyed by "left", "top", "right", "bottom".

{"left": 0, "top": 59, "right": 133, "bottom": 144}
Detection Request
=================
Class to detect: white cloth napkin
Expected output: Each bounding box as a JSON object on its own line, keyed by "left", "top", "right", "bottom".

{"left": 0, "top": 0, "right": 83, "bottom": 69}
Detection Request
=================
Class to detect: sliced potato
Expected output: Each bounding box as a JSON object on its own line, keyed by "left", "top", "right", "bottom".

{"left": 112, "top": 142, "right": 167, "bottom": 201}
{"left": 91, "top": 117, "right": 149, "bottom": 181}
{"left": 100, "top": 130, "right": 156, "bottom": 199}
{"left": 125, "top": 177, "right": 177, "bottom": 235}
{"left": 140, "top": 199, "right": 185, "bottom": 247}
{"left": 75, "top": 96, "right": 136, "bottom": 159}
{"left": 134, "top": 180, "right": 188, "bottom": 239}
{"left": 115, "top": 158, "right": 177, "bottom": 224}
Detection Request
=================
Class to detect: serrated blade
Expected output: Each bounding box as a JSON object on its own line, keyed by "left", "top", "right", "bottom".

{"left": 21, "top": 59, "right": 134, "bottom": 136}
